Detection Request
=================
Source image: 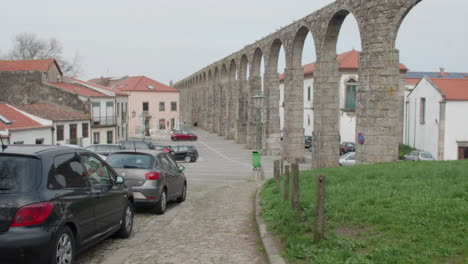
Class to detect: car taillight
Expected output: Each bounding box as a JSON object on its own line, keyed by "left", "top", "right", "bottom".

{"left": 145, "top": 172, "right": 160, "bottom": 180}
{"left": 10, "top": 202, "right": 54, "bottom": 227}
{"left": 163, "top": 147, "right": 169, "bottom": 153}
{"left": 344, "top": 147, "right": 348, "bottom": 151}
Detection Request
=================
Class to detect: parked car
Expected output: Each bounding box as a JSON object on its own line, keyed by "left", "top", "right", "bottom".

{"left": 171, "top": 145, "right": 199, "bottom": 162}
{"left": 404, "top": 150, "right": 434, "bottom": 161}
{"left": 171, "top": 130, "right": 198, "bottom": 141}
{"left": 106, "top": 150, "right": 187, "bottom": 215}
{"left": 340, "top": 142, "right": 356, "bottom": 155}
{"left": 0, "top": 145, "right": 134, "bottom": 264}
{"left": 119, "top": 140, "right": 155, "bottom": 150}
{"left": 339, "top": 152, "right": 356, "bottom": 166}
{"left": 85, "top": 144, "right": 124, "bottom": 158}
{"left": 154, "top": 145, "right": 172, "bottom": 153}
{"left": 305, "top": 136, "right": 312, "bottom": 149}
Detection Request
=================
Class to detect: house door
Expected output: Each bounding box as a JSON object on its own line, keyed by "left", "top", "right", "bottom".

{"left": 145, "top": 118, "right": 150, "bottom": 136}
{"left": 459, "top": 147, "right": 468, "bottom": 160}
{"left": 69, "top": 124, "right": 77, "bottom": 145}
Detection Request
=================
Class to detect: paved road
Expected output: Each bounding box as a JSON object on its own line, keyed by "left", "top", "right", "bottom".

{"left": 76, "top": 128, "right": 274, "bottom": 264}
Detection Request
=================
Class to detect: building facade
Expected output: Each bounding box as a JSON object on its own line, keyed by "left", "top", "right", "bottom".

{"left": 406, "top": 77, "right": 468, "bottom": 160}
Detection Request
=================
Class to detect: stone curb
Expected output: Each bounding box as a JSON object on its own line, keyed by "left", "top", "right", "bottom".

{"left": 255, "top": 188, "right": 287, "bottom": 264}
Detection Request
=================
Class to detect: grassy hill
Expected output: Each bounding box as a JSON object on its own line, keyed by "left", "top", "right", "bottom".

{"left": 260, "top": 160, "right": 468, "bottom": 264}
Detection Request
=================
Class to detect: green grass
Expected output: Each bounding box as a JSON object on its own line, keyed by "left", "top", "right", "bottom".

{"left": 260, "top": 160, "right": 468, "bottom": 264}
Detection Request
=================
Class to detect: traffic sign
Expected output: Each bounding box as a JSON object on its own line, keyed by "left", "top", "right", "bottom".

{"left": 358, "top": 133, "right": 365, "bottom": 145}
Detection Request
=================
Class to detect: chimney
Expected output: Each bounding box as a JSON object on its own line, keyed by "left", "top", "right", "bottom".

{"left": 439, "top": 67, "right": 445, "bottom": 76}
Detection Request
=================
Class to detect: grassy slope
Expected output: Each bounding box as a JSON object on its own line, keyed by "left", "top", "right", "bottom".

{"left": 260, "top": 160, "right": 468, "bottom": 264}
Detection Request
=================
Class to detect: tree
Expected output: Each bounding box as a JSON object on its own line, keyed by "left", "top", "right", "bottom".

{"left": 7, "top": 32, "right": 82, "bottom": 77}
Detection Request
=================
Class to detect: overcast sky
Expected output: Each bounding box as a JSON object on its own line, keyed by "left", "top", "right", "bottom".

{"left": 0, "top": 0, "right": 467, "bottom": 85}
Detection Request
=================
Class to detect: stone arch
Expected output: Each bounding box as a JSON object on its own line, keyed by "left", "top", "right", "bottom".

{"left": 321, "top": 9, "right": 361, "bottom": 60}
{"left": 229, "top": 59, "right": 237, "bottom": 81}
{"left": 221, "top": 64, "right": 228, "bottom": 83}
{"left": 267, "top": 38, "right": 285, "bottom": 74}
{"left": 251, "top": 47, "right": 263, "bottom": 78}
{"left": 208, "top": 69, "right": 213, "bottom": 83}
{"left": 239, "top": 55, "right": 249, "bottom": 81}
{"left": 291, "top": 26, "right": 316, "bottom": 68}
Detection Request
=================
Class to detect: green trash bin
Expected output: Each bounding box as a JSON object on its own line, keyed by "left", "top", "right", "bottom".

{"left": 252, "top": 151, "right": 262, "bottom": 169}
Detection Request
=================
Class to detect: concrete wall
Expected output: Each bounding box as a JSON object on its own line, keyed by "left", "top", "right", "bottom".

{"left": 407, "top": 78, "right": 442, "bottom": 159}
{"left": 445, "top": 101, "right": 468, "bottom": 160}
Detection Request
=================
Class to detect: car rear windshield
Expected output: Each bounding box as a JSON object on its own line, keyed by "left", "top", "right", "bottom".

{"left": 121, "top": 142, "right": 149, "bottom": 150}
{"left": 106, "top": 153, "right": 155, "bottom": 169}
{"left": 94, "top": 145, "right": 121, "bottom": 152}
{"left": 421, "top": 153, "right": 433, "bottom": 158}
{"left": 0, "top": 156, "right": 41, "bottom": 193}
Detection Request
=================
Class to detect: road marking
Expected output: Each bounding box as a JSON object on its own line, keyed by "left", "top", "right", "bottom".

{"left": 198, "top": 140, "right": 251, "bottom": 168}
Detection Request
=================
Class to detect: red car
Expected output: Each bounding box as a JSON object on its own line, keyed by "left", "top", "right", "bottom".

{"left": 171, "top": 130, "right": 198, "bottom": 141}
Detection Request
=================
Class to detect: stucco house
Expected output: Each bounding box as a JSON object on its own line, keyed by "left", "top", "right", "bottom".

{"left": 15, "top": 103, "right": 91, "bottom": 147}
{"left": 279, "top": 50, "right": 408, "bottom": 143}
{"left": 406, "top": 77, "right": 468, "bottom": 160}
{"left": 109, "top": 76, "right": 180, "bottom": 137}
{"left": 0, "top": 103, "right": 53, "bottom": 145}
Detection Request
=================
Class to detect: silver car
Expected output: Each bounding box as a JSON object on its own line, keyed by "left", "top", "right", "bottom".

{"left": 404, "top": 150, "right": 434, "bottom": 161}
{"left": 106, "top": 150, "right": 187, "bottom": 214}
{"left": 339, "top": 152, "right": 356, "bottom": 166}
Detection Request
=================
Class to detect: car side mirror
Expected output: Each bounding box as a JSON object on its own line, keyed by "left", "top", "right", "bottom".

{"left": 116, "top": 176, "right": 125, "bottom": 184}
{"left": 179, "top": 165, "right": 185, "bottom": 172}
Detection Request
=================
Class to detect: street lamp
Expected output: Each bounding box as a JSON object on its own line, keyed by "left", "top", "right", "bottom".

{"left": 252, "top": 91, "right": 265, "bottom": 152}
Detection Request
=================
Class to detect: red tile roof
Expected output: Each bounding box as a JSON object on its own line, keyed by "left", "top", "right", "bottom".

{"left": 405, "top": 78, "right": 421, "bottom": 85}
{"left": 0, "top": 58, "right": 61, "bottom": 74}
{"left": 0, "top": 103, "right": 49, "bottom": 131}
{"left": 430, "top": 78, "right": 468, "bottom": 101}
{"left": 46, "top": 82, "right": 111, "bottom": 98}
{"left": 279, "top": 50, "right": 408, "bottom": 81}
{"left": 113, "top": 76, "right": 179, "bottom": 93}
{"left": 16, "top": 103, "right": 90, "bottom": 122}
{"left": 65, "top": 77, "right": 128, "bottom": 96}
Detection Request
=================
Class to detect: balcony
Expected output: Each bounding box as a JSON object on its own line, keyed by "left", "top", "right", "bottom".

{"left": 92, "top": 115, "right": 117, "bottom": 127}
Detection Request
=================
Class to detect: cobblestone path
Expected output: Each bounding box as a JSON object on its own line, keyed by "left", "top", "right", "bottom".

{"left": 76, "top": 129, "right": 269, "bottom": 264}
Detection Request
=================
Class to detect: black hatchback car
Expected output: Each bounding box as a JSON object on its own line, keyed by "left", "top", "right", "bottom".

{"left": 170, "top": 145, "right": 199, "bottom": 162}
{"left": 0, "top": 145, "right": 134, "bottom": 264}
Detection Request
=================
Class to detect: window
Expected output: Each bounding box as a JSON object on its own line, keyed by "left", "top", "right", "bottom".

{"left": 143, "top": 102, "right": 149, "bottom": 112}
{"left": 345, "top": 79, "right": 357, "bottom": 110}
{"left": 57, "top": 125, "right": 64, "bottom": 141}
{"left": 117, "top": 126, "right": 120, "bottom": 138}
{"left": 81, "top": 155, "right": 112, "bottom": 186}
{"left": 171, "top": 102, "right": 177, "bottom": 111}
{"left": 93, "top": 132, "right": 100, "bottom": 144}
{"left": 82, "top": 123, "right": 89, "bottom": 138}
{"left": 307, "top": 86, "right": 311, "bottom": 101}
{"left": 420, "top": 98, "right": 426, "bottom": 124}
{"left": 159, "top": 102, "right": 165, "bottom": 111}
{"left": 117, "top": 103, "right": 120, "bottom": 117}
{"left": 13, "top": 141, "right": 24, "bottom": 145}
{"left": 107, "top": 131, "right": 113, "bottom": 144}
{"left": 159, "top": 119, "right": 166, "bottom": 130}
{"left": 48, "top": 154, "right": 88, "bottom": 189}
{"left": 308, "top": 115, "right": 311, "bottom": 126}
{"left": 35, "top": 138, "right": 44, "bottom": 144}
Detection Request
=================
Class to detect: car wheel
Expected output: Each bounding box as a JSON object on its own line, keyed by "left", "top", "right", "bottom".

{"left": 172, "top": 137, "right": 177, "bottom": 141}
{"left": 154, "top": 189, "right": 167, "bottom": 215}
{"left": 191, "top": 157, "right": 197, "bottom": 162}
{"left": 50, "top": 226, "right": 75, "bottom": 264}
{"left": 176, "top": 183, "right": 187, "bottom": 203}
{"left": 190, "top": 137, "right": 195, "bottom": 141}
{"left": 184, "top": 155, "right": 191, "bottom": 163}
{"left": 116, "top": 201, "right": 134, "bottom": 238}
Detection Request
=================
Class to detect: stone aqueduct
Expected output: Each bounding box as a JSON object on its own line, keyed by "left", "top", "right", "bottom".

{"left": 174, "top": 0, "right": 422, "bottom": 168}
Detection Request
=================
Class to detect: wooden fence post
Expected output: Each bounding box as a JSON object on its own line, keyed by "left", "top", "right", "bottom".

{"left": 291, "top": 163, "right": 300, "bottom": 210}
{"left": 274, "top": 160, "right": 280, "bottom": 188}
{"left": 283, "top": 165, "right": 290, "bottom": 201}
{"left": 280, "top": 159, "right": 284, "bottom": 178}
{"left": 314, "top": 174, "right": 326, "bottom": 242}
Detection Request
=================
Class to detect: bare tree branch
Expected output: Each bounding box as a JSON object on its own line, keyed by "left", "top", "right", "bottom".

{"left": 7, "top": 32, "right": 82, "bottom": 77}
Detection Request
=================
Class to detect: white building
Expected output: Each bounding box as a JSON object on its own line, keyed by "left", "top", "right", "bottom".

{"left": 406, "top": 77, "right": 468, "bottom": 160}
{"left": 16, "top": 103, "right": 91, "bottom": 147}
{"left": 279, "top": 50, "right": 408, "bottom": 143}
{"left": 0, "top": 103, "right": 53, "bottom": 145}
